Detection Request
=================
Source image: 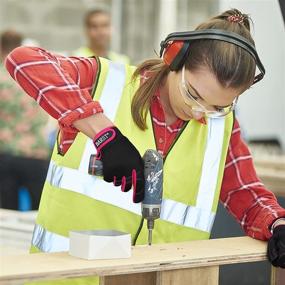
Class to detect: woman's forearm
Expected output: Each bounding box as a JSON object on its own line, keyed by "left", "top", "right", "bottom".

{"left": 73, "top": 113, "right": 114, "bottom": 139}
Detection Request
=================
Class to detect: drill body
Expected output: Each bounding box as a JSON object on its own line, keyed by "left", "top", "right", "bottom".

{"left": 88, "top": 149, "right": 163, "bottom": 245}
{"left": 142, "top": 150, "right": 163, "bottom": 245}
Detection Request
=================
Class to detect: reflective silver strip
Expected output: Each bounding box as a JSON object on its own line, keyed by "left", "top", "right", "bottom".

{"left": 32, "top": 224, "right": 69, "bottom": 252}
{"left": 46, "top": 161, "right": 215, "bottom": 232}
{"left": 32, "top": 206, "right": 215, "bottom": 253}
{"left": 31, "top": 207, "right": 215, "bottom": 254}
{"left": 196, "top": 117, "right": 225, "bottom": 211}
{"left": 79, "top": 61, "right": 126, "bottom": 172}
{"left": 47, "top": 160, "right": 141, "bottom": 215}
{"left": 161, "top": 199, "right": 215, "bottom": 232}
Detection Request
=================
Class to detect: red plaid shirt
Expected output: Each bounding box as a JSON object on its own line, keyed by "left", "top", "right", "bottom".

{"left": 5, "top": 46, "right": 285, "bottom": 240}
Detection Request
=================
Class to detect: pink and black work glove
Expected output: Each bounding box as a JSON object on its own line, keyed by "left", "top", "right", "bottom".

{"left": 267, "top": 225, "right": 285, "bottom": 268}
{"left": 93, "top": 127, "right": 145, "bottom": 203}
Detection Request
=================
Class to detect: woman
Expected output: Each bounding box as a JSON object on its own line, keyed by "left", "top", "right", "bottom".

{"left": 5, "top": 7, "right": 285, "bottom": 280}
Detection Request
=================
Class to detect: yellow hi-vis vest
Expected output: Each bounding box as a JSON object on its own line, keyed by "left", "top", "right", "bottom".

{"left": 31, "top": 58, "right": 233, "bottom": 253}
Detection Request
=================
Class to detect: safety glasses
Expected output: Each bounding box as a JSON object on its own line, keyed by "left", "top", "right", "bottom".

{"left": 179, "top": 65, "right": 238, "bottom": 118}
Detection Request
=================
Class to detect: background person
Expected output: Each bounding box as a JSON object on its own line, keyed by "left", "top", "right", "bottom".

{"left": 0, "top": 30, "right": 50, "bottom": 210}
{"left": 74, "top": 7, "right": 130, "bottom": 64}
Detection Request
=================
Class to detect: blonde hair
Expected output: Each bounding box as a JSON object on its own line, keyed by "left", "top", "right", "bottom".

{"left": 131, "top": 8, "right": 256, "bottom": 130}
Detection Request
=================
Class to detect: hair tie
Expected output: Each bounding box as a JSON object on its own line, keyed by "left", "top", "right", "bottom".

{"left": 227, "top": 14, "right": 244, "bottom": 24}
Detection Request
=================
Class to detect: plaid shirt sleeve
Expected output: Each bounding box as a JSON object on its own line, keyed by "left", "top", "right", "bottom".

{"left": 5, "top": 46, "right": 103, "bottom": 154}
{"left": 220, "top": 119, "right": 285, "bottom": 240}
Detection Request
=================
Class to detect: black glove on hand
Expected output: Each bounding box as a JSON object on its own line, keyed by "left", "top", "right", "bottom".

{"left": 267, "top": 224, "right": 285, "bottom": 268}
{"left": 93, "top": 126, "right": 144, "bottom": 203}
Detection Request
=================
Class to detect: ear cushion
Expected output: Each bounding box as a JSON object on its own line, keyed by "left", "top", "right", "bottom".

{"left": 163, "top": 41, "right": 190, "bottom": 71}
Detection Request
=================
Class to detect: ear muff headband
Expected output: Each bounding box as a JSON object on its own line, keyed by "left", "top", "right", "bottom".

{"left": 160, "top": 29, "right": 265, "bottom": 84}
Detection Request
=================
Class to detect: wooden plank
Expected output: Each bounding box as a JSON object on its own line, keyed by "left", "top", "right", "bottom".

{"left": 0, "top": 237, "right": 267, "bottom": 283}
{"left": 101, "top": 267, "right": 219, "bottom": 285}
{"left": 101, "top": 272, "right": 157, "bottom": 285}
{"left": 0, "top": 246, "right": 29, "bottom": 256}
{"left": 271, "top": 267, "right": 285, "bottom": 285}
{"left": 254, "top": 157, "right": 285, "bottom": 171}
{"left": 256, "top": 167, "right": 285, "bottom": 196}
{"left": 0, "top": 209, "right": 37, "bottom": 223}
{"left": 0, "top": 210, "right": 36, "bottom": 256}
{"left": 0, "top": 220, "right": 34, "bottom": 232}
{"left": 247, "top": 156, "right": 285, "bottom": 196}
{"left": 157, "top": 266, "right": 218, "bottom": 285}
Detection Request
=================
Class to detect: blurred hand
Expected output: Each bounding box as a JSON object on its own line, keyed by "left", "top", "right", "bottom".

{"left": 267, "top": 225, "right": 285, "bottom": 268}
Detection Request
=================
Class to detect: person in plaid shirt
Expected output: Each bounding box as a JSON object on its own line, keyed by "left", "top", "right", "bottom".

{"left": 5, "top": 8, "right": 285, "bottom": 269}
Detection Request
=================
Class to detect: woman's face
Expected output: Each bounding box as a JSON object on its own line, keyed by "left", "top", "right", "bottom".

{"left": 167, "top": 66, "right": 242, "bottom": 121}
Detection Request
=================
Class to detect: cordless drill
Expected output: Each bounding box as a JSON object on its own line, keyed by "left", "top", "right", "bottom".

{"left": 88, "top": 149, "right": 163, "bottom": 245}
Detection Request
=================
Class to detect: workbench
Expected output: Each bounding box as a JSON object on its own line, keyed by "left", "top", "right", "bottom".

{"left": 1, "top": 236, "right": 284, "bottom": 285}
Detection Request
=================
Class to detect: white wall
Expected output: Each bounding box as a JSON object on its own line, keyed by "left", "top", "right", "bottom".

{"left": 219, "top": 0, "right": 285, "bottom": 149}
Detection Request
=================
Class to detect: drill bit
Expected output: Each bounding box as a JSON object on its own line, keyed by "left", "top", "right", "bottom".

{"left": 147, "top": 219, "right": 154, "bottom": 246}
{"left": 148, "top": 229, "right": 152, "bottom": 245}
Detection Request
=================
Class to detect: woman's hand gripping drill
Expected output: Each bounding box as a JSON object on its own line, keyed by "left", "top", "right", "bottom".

{"left": 74, "top": 113, "right": 145, "bottom": 203}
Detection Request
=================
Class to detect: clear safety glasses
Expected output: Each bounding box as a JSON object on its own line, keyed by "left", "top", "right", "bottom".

{"left": 179, "top": 65, "right": 238, "bottom": 118}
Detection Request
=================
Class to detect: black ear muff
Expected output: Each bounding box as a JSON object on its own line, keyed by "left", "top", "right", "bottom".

{"left": 161, "top": 41, "right": 190, "bottom": 71}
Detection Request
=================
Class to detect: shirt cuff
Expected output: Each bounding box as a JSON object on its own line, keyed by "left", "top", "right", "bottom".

{"left": 57, "top": 124, "right": 79, "bottom": 155}
{"left": 57, "top": 101, "right": 103, "bottom": 155}
{"left": 58, "top": 101, "right": 103, "bottom": 128}
{"left": 263, "top": 210, "right": 285, "bottom": 240}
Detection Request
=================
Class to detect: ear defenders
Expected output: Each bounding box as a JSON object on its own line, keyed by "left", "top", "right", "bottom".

{"left": 160, "top": 29, "right": 265, "bottom": 85}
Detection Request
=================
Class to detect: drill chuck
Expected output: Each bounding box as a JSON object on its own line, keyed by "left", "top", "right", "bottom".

{"left": 142, "top": 204, "right": 161, "bottom": 220}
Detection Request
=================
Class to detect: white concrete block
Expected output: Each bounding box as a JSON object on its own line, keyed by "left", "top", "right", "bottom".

{"left": 69, "top": 230, "right": 131, "bottom": 260}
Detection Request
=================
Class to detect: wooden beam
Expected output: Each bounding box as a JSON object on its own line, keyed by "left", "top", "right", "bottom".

{"left": 256, "top": 167, "right": 285, "bottom": 196}
{"left": 156, "top": 267, "right": 219, "bottom": 285}
{"left": 101, "top": 267, "right": 219, "bottom": 285}
{"left": 254, "top": 157, "right": 285, "bottom": 171}
{"left": 271, "top": 267, "right": 285, "bottom": 285}
{"left": 253, "top": 157, "right": 285, "bottom": 196}
{"left": 0, "top": 209, "right": 36, "bottom": 256}
{"left": 0, "top": 237, "right": 266, "bottom": 283}
{"left": 101, "top": 272, "right": 157, "bottom": 285}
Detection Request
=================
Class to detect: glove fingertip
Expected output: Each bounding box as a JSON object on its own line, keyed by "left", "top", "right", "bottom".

{"left": 121, "top": 176, "right": 126, "bottom": 192}
{"left": 132, "top": 169, "right": 137, "bottom": 192}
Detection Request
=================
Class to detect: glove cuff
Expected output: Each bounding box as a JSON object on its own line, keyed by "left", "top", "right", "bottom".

{"left": 93, "top": 127, "right": 117, "bottom": 152}
{"left": 271, "top": 218, "right": 285, "bottom": 234}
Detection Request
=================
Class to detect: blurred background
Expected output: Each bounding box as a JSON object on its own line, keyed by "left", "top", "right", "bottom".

{"left": 0, "top": 1, "right": 285, "bottom": 284}
{"left": 0, "top": 0, "right": 217, "bottom": 61}
{"left": 0, "top": 0, "right": 284, "bottom": 151}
